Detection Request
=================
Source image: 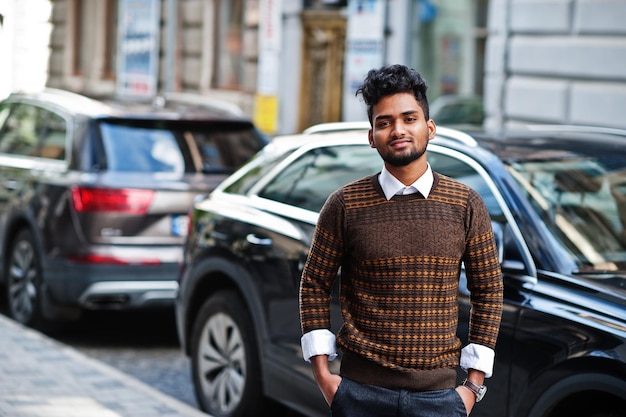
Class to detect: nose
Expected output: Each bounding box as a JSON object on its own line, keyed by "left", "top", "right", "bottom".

{"left": 391, "top": 120, "right": 406, "bottom": 138}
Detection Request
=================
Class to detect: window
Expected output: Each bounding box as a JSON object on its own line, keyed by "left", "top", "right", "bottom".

{"left": 103, "top": 0, "right": 118, "bottom": 79}
{"left": 39, "top": 111, "right": 67, "bottom": 160}
{"left": 99, "top": 122, "right": 186, "bottom": 174}
{"left": 0, "top": 105, "right": 67, "bottom": 160}
{"left": 0, "top": 105, "right": 10, "bottom": 129}
{"left": 214, "top": 0, "right": 244, "bottom": 89}
{"left": 191, "top": 122, "right": 265, "bottom": 173}
{"left": 97, "top": 120, "right": 265, "bottom": 174}
{"left": 258, "top": 145, "right": 380, "bottom": 212}
{"left": 0, "top": 104, "right": 39, "bottom": 156}
{"left": 409, "top": 1, "right": 487, "bottom": 99}
{"left": 71, "top": 0, "right": 118, "bottom": 80}
{"left": 72, "top": 0, "right": 86, "bottom": 75}
{"left": 508, "top": 155, "right": 626, "bottom": 270}
{"left": 429, "top": 151, "right": 503, "bottom": 220}
{"left": 222, "top": 152, "right": 286, "bottom": 196}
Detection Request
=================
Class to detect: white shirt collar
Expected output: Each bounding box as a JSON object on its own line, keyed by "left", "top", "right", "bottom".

{"left": 378, "top": 164, "right": 434, "bottom": 200}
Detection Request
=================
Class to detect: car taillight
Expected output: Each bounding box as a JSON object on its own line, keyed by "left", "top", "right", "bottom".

{"left": 67, "top": 254, "right": 161, "bottom": 265}
{"left": 71, "top": 187, "right": 155, "bottom": 214}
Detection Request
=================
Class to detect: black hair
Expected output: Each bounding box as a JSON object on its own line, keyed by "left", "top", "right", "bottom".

{"left": 355, "top": 64, "right": 430, "bottom": 124}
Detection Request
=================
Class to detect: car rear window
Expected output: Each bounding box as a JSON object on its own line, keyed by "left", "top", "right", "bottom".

{"left": 100, "top": 122, "right": 185, "bottom": 173}
{"left": 97, "top": 120, "right": 265, "bottom": 173}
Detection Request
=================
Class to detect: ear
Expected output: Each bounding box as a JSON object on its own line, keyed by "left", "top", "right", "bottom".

{"left": 368, "top": 129, "right": 375, "bottom": 148}
{"left": 427, "top": 119, "right": 437, "bottom": 141}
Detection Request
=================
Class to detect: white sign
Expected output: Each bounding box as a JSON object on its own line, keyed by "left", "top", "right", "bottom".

{"left": 117, "top": 0, "right": 160, "bottom": 98}
{"left": 258, "top": 0, "right": 282, "bottom": 95}
{"left": 342, "top": 0, "right": 385, "bottom": 122}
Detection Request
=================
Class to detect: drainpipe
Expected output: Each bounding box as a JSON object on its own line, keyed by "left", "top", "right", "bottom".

{"left": 163, "top": 0, "right": 177, "bottom": 93}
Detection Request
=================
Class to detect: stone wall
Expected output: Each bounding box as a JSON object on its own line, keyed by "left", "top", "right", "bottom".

{"left": 484, "top": 0, "right": 626, "bottom": 131}
{"left": 46, "top": 0, "right": 257, "bottom": 114}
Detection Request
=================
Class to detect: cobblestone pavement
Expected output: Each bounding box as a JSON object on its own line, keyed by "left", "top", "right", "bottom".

{"left": 0, "top": 314, "right": 210, "bottom": 417}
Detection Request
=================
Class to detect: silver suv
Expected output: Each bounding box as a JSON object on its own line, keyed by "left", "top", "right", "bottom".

{"left": 0, "top": 88, "right": 267, "bottom": 330}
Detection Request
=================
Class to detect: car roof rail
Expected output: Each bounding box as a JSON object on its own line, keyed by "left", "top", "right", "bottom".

{"left": 32, "top": 88, "right": 113, "bottom": 115}
{"left": 303, "top": 121, "right": 371, "bottom": 134}
{"left": 435, "top": 126, "right": 478, "bottom": 147}
{"left": 157, "top": 92, "right": 245, "bottom": 117}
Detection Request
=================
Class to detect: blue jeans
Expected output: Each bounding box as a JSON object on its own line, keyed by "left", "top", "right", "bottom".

{"left": 330, "top": 378, "right": 467, "bottom": 417}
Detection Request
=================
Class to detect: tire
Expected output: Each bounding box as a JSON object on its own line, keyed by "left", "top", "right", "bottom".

{"left": 6, "top": 229, "right": 44, "bottom": 328}
{"left": 190, "top": 290, "right": 266, "bottom": 417}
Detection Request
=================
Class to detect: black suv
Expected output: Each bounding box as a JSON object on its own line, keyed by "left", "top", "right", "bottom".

{"left": 176, "top": 125, "right": 626, "bottom": 417}
{"left": 0, "top": 88, "right": 267, "bottom": 329}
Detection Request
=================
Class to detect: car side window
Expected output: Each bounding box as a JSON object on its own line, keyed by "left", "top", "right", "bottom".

{"left": 0, "top": 105, "right": 10, "bottom": 129}
{"left": 258, "top": 144, "right": 380, "bottom": 212}
{"left": 39, "top": 111, "right": 67, "bottom": 160}
{"left": 222, "top": 152, "right": 286, "bottom": 195}
{"left": 0, "top": 104, "right": 65, "bottom": 160}
{"left": 0, "top": 103, "right": 39, "bottom": 156}
{"left": 428, "top": 151, "right": 531, "bottom": 269}
{"left": 429, "top": 151, "right": 504, "bottom": 220}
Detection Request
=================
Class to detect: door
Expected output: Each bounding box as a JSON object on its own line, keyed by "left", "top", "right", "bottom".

{"left": 299, "top": 10, "right": 347, "bottom": 132}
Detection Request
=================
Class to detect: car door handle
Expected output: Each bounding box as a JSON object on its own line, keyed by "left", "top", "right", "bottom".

{"left": 246, "top": 234, "right": 272, "bottom": 247}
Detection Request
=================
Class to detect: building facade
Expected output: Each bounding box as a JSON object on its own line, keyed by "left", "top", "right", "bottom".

{"left": 485, "top": 0, "right": 626, "bottom": 131}
{"left": 43, "top": 0, "right": 626, "bottom": 134}
{"left": 44, "top": 0, "right": 487, "bottom": 135}
{"left": 0, "top": 0, "right": 52, "bottom": 99}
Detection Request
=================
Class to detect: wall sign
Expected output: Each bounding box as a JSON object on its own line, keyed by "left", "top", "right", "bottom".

{"left": 117, "top": 0, "right": 160, "bottom": 98}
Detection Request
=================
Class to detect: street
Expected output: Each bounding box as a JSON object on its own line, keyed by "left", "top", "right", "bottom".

{"left": 43, "top": 309, "right": 198, "bottom": 409}
{"left": 2, "top": 306, "right": 307, "bottom": 417}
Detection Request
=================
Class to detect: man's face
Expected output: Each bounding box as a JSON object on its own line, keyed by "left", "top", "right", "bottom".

{"left": 368, "top": 92, "right": 436, "bottom": 167}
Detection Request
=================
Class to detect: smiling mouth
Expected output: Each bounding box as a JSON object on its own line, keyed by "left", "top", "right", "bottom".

{"left": 390, "top": 138, "right": 411, "bottom": 148}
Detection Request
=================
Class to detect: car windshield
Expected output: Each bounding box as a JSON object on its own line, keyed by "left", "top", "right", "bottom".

{"left": 98, "top": 120, "right": 264, "bottom": 174}
{"left": 506, "top": 149, "right": 626, "bottom": 272}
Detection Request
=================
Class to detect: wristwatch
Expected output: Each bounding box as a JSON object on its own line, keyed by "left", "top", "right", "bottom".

{"left": 461, "top": 378, "right": 487, "bottom": 402}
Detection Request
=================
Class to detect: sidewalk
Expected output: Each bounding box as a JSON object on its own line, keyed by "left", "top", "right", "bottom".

{"left": 0, "top": 314, "right": 210, "bottom": 417}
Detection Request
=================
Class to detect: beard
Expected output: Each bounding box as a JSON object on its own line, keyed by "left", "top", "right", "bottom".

{"left": 380, "top": 146, "right": 426, "bottom": 167}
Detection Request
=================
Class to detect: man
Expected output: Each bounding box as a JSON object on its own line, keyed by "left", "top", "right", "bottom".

{"left": 299, "top": 64, "right": 503, "bottom": 417}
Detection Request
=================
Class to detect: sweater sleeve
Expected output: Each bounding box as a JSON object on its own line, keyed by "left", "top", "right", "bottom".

{"left": 299, "top": 190, "right": 345, "bottom": 334}
{"left": 462, "top": 189, "right": 504, "bottom": 351}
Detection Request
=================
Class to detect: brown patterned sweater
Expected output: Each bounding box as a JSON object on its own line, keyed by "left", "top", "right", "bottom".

{"left": 299, "top": 172, "right": 503, "bottom": 391}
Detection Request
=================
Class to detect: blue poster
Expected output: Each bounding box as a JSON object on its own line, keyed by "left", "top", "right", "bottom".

{"left": 117, "top": 0, "right": 160, "bottom": 98}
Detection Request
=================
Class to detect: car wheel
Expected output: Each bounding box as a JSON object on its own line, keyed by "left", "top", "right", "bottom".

{"left": 190, "top": 290, "right": 266, "bottom": 417}
{"left": 6, "top": 229, "right": 43, "bottom": 327}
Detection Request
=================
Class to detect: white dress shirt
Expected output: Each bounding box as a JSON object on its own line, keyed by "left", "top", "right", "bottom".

{"left": 378, "top": 163, "right": 434, "bottom": 200}
{"left": 301, "top": 164, "right": 496, "bottom": 378}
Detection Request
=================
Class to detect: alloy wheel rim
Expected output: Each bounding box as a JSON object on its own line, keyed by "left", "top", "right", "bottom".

{"left": 197, "top": 311, "right": 247, "bottom": 414}
{"left": 8, "top": 239, "right": 37, "bottom": 324}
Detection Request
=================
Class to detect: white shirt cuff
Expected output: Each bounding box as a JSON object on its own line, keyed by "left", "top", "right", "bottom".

{"left": 460, "top": 343, "right": 495, "bottom": 378}
{"left": 300, "top": 329, "right": 337, "bottom": 362}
